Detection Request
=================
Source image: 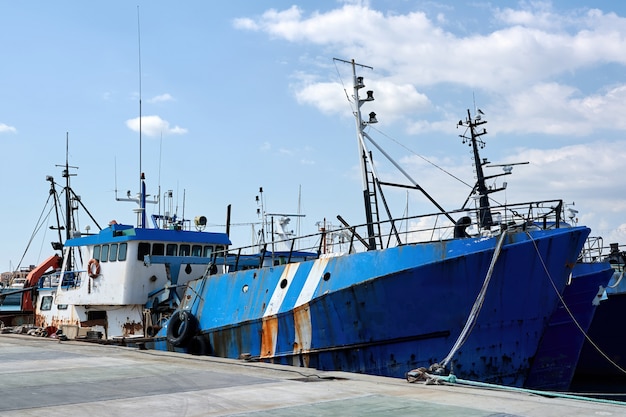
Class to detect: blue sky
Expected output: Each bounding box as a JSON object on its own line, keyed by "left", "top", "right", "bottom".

{"left": 1, "top": 0, "right": 626, "bottom": 270}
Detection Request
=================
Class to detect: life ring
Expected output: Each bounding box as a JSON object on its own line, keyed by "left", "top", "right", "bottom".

{"left": 87, "top": 259, "right": 101, "bottom": 278}
{"left": 166, "top": 310, "right": 197, "bottom": 347}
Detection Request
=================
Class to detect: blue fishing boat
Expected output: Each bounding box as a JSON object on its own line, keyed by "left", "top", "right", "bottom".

{"left": 524, "top": 237, "right": 614, "bottom": 391}
{"left": 148, "top": 59, "right": 591, "bottom": 387}
{"left": 574, "top": 243, "right": 626, "bottom": 379}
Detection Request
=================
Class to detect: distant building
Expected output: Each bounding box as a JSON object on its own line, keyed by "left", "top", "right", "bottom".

{"left": 0, "top": 265, "right": 35, "bottom": 287}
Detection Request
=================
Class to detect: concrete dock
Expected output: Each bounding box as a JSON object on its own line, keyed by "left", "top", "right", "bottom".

{"left": 0, "top": 334, "right": 624, "bottom": 417}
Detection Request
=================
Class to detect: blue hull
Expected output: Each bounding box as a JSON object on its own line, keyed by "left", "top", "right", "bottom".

{"left": 575, "top": 269, "right": 626, "bottom": 377}
{"left": 524, "top": 261, "right": 614, "bottom": 390}
{"left": 153, "top": 226, "right": 589, "bottom": 386}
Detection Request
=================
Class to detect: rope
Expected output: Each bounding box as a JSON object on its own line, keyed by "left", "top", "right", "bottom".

{"left": 525, "top": 231, "right": 626, "bottom": 376}
{"left": 452, "top": 377, "right": 626, "bottom": 407}
{"left": 408, "top": 369, "right": 626, "bottom": 406}
{"left": 440, "top": 230, "right": 508, "bottom": 367}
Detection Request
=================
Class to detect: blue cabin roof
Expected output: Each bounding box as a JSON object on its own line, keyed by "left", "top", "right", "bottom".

{"left": 64, "top": 223, "right": 232, "bottom": 247}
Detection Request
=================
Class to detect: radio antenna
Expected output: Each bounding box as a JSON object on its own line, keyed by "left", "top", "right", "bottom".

{"left": 137, "top": 5, "right": 143, "bottom": 194}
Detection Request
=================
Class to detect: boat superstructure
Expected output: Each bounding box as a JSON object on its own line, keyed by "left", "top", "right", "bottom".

{"left": 148, "top": 59, "right": 591, "bottom": 387}
{"left": 38, "top": 175, "right": 232, "bottom": 339}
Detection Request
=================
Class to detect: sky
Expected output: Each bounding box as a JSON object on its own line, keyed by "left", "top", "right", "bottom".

{"left": 1, "top": 0, "right": 626, "bottom": 271}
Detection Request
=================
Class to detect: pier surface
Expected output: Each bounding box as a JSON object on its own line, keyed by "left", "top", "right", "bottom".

{"left": 0, "top": 334, "right": 623, "bottom": 417}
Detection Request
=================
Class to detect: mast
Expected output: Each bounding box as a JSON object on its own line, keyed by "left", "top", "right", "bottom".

{"left": 56, "top": 133, "right": 79, "bottom": 268}
{"left": 458, "top": 109, "right": 493, "bottom": 229}
{"left": 339, "top": 58, "right": 378, "bottom": 249}
{"left": 137, "top": 6, "right": 144, "bottom": 228}
{"left": 335, "top": 57, "right": 455, "bottom": 249}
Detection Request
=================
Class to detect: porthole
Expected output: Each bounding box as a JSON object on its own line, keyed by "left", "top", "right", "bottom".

{"left": 323, "top": 272, "right": 331, "bottom": 281}
{"left": 280, "top": 279, "right": 288, "bottom": 289}
{"left": 242, "top": 284, "right": 249, "bottom": 293}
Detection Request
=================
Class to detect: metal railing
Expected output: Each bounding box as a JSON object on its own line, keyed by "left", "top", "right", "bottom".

{"left": 205, "top": 198, "right": 568, "bottom": 273}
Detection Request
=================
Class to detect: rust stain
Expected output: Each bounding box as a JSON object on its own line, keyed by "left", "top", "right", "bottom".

{"left": 292, "top": 303, "right": 312, "bottom": 367}
{"left": 260, "top": 316, "right": 278, "bottom": 359}
{"left": 122, "top": 321, "right": 143, "bottom": 336}
{"left": 35, "top": 314, "right": 80, "bottom": 329}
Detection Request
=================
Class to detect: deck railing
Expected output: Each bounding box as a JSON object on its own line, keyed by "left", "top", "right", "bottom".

{"left": 207, "top": 198, "right": 568, "bottom": 272}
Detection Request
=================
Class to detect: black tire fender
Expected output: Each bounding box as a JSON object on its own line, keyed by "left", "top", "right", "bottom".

{"left": 166, "top": 310, "right": 197, "bottom": 347}
{"left": 188, "top": 334, "right": 211, "bottom": 356}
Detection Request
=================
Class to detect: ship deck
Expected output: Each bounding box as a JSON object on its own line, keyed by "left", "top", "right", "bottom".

{"left": 0, "top": 334, "right": 624, "bottom": 417}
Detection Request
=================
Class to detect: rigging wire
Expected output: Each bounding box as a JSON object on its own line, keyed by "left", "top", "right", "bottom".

{"left": 369, "top": 124, "right": 473, "bottom": 189}
{"left": 14, "top": 194, "right": 56, "bottom": 272}
{"left": 334, "top": 58, "right": 355, "bottom": 109}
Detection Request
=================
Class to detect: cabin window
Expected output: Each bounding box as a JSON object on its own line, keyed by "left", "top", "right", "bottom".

{"left": 152, "top": 243, "right": 165, "bottom": 256}
{"left": 166, "top": 244, "right": 178, "bottom": 256}
{"left": 58, "top": 304, "right": 68, "bottom": 310}
{"left": 101, "top": 245, "right": 109, "bottom": 263}
{"left": 179, "top": 244, "right": 190, "bottom": 256}
{"left": 138, "top": 243, "right": 150, "bottom": 261}
{"left": 118, "top": 243, "right": 127, "bottom": 261}
{"left": 109, "top": 243, "right": 118, "bottom": 262}
{"left": 93, "top": 245, "right": 101, "bottom": 261}
{"left": 191, "top": 245, "right": 202, "bottom": 257}
{"left": 203, "top": 245, "right": 213, "bottom": 258}
{"left": 40, "top": 296, "right": 53, "bottom": 311}
{"left": 216, "top": 245, "right": 225, "bottom": 256}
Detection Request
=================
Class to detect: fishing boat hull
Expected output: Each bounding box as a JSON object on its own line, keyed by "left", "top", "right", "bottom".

{"left": 575, "top": 268, "right": 626, "bottom": 378}
{"left": 1, "top": 255, "right": 63, "bottom": 328}
{"left": 524, "top": 261, "right": 614, "bottom": 390}
{"left": 152, "top": 225, "right": 590, "bottom": 387}
{"left": 0, "top": 289, "right": 33, "bottom": 327}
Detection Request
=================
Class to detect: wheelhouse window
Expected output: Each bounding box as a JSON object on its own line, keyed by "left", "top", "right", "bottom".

{"left": 118, "top": 243, "right": 127, "bottom": 261}
{"left": 179, "top": 244, "right": 190, "bottom": 256}
{"left": 138, "top": 242, "right": 150, "bottom": 261}
{"left": 152, "top": 243, "right": 165, "bottom": 256}
{"left": 58, "top": 304, "right": 68, "bottom": 310}
{"left": 93, "top": 245, "right": 101, "bottom": 261}
{"left": 101, "top": 245, "right": 109, "bottom": 263}
{"left": 203, "top": 246, "right": 214, "bottom": 258}
{"left": 109, "top": 243, "right": 118, "bottom": 262}
{"left": 191, "top": 245, "right": 202, "bottom": 257}
{"left": 166, "top": 244, "right": 178, "bottom": 256}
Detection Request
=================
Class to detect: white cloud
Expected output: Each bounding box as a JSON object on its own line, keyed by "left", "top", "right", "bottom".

{"left": 481, "top": 141, "right": 626, "bottom": 238}
{"left": 236, "top": 3, "right": 626, "bottom": 137}
{"left": 0, "top": 123, "right": 17, "bottom": 134}
{"left": 125, "top": 115, "right": 187, "bottom": 137}
{"left": 233, "top": 2, "right": 626, "bottom": 244}
{"left": 148, "top": 94, "right": 174, "bottom": 104}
